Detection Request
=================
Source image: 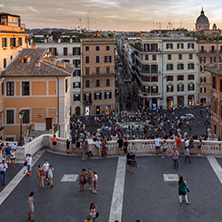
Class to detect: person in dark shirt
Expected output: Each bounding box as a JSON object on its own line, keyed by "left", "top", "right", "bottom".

{"left": 129, "top": 151, "right": 137, "bottom": 173}
{"left": 66, "top": 139, "right": 70, "bottom": 154}
{"left": 117, "top": 137, "right": 123, "bottom": 156}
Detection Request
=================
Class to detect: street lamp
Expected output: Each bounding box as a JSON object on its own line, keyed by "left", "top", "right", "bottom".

{"left": 18, "top": 110, "right": 24, "bottom": 146}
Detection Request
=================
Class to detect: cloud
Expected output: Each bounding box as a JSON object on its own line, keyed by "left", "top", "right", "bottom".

{"left": 27, "top": 6, "right": 39, "bottom": 13}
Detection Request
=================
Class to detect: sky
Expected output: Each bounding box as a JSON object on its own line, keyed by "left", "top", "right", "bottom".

{"left": 1, "top": 0, "right": 222, "bottom": 31}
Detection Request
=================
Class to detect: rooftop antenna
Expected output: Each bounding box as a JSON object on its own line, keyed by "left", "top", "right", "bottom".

{"left": 79, "top": 18, "right": 82, "bottom": 30}
{"left": 87, "top": 10, "right": 91, "bottom": 30}
{"left": 180, "top": 19, "right": 182, "bottom": 29}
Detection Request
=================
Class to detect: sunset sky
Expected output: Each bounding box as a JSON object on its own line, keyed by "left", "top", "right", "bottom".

{"left": 1, "top": 0, "right": 222, "bottom": 31}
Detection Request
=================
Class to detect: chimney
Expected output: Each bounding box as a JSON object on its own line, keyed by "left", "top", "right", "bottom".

{"left": 31, "top": 44, "right": 37, "bottom": 49}
{"left": 35, "top": 62, "right": 41, "bottom": 68}
{"left": 57, "top": 63, "right": 66, "bottom": 68}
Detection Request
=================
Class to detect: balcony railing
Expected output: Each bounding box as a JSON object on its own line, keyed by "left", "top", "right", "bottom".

{"left": 83, "top": 100, "right": 92, "bottom": 105}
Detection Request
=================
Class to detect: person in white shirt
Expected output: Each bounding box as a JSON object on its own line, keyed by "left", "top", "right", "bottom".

{"left": 43, "top": 159, "right": 50, "bottom": 184}
{"left": 154, "top": 135, "right": 160, "bottom": 155}
{"left": 0, "top": 160, "right": 8, "bottom": 185}
{"left": 47, "top": 165, "right": 54, "bottom": 188}
{"left": 95, "top": 138, "right": 101, "bottom": 157}
{"left": 27, "top": 154, "right": 32, "bottom": 177}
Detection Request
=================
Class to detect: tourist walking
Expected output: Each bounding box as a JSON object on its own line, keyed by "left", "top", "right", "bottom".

{"left": 79, "top": 168, "right": 87, "bottom": 192}
{"left": 129, "top": 151, "right": 137, "bottom": 173}
{"left": 27, "top": 154, "right": 32, "bottom": 176}
{"left": 178, "top": 176, "right": 190, "bottom": 205}
{"left": 189, "top": 137, "right": 194, "bottom": 155}
{"left": 175, "top": 135, "right": 182, "bottom": 153}
{"left": 154, "top": 135, "right": 160, "bottom": 155}
{"left": 47, "top": 165, "right": 54, "bottom": 188}
{"left": 28, "top": 192, "right": 34, "bottom": 222}
{"left": 117, "top": 137, "right": 123, "bottom": 156}
{"left": 172, "top": 148, "right": 179, "bottom": 170}
{"left": 197, "top": 138, "right": 202, "bottom": 155}
{"left": 123, "top": 137, "right": 128, "bottom": 154}
{"left": 0, "top": 160, "right": 8, "bottom": 185}
{"left": 4, "top": 143, "right": 11, "bottom": 164}
{"left": 43, "top": 159, "right": 49, "bottom": 184}
{"left": 23, "top": 153, "right": 29, "bottom": 174}
{"left": 126, "top": 152, "right": 131, "bottom": 172}
{"left": 95, "top": 138, "right": 101, "bottom": 157}
{"left": 52, "top": 134, "right": 57, "bottom": 152}
{"left": 71, "top": 134, "right": 76, "bottom": 153}
{"left": 89, "top": 203, "right": 98, "bottom": 222}
{"left": 38, "top": 164, "right": 45, "bottom": 188}
{"left": 10, "top": 148, "right": 16, "bottom": 168}
{"left": 92, "top": 171, "right": 98, "bottom": 194}
{"left": 87, "top": 168, "right": 93, "bottom": 191}
{"left": 185, "top": 147, "right": 192, "bottom": 164}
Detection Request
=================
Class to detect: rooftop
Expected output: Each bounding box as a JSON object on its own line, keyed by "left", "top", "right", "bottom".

{"left": 2, "top": 48, "right": 74, "bottom": 77}
{"left": 206, "top": 62, "right": 222, "bottom": 76}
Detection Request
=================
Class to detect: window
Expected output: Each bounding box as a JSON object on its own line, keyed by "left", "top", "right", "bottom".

{"left": 96, "top": 46, "right": 100, "bottom": 51}
{"left": 220, "top": 80, "right": 222, "bottom": 92}
{"left": 188, "top": 84, "right": 195, "bottom": 91}
{"left": 188, "top": 63, "right": 194, "bottom": 70}
{"left": 73, "top": 60, "right": 80, "bottom": 68}
{"left": 144, "top": 86, "right": 150, "bottom": 93}
{"left": 214, "top": 100, "right": 217, "bottom": 114}
{"left": 212, "top": 76, "right": 216, "bottom": 89}
{"left": 166, "top": 64, "right": 173, "bottom": 71}
{"left": 168, "top": 54, "right": 172, "bottom": 60}
{"left": 94, "top": 92, "right": 102, "bottom": 100}
{"left": 200, "top": 65, "right": 205, "bottom": 72}
{"left": 85, "top": 46, "right": 89, "bottom": 51}
{"left": 10, "top": 38, "right": 16, "bottom": 47}
{"left": 151, "top": 77, "right": 158, "bottom": 82}
{"left": 73, "top": 82, "right": 80, "bottom": 88}
{"left": 85, "top": 80, "right": 90, "bottom": 88}
{"left": 22, "top": 82, "right": 30, "bottom": 96}
{"left": 73, "top": 70, "right": 81, "bottom": 77}
{"left": 65, "top": 79, "right": 68, "bottom": 93}
{"left": 106, "top": 79, "right": 110, "bottom": 86}
{"left": 106, "top": 67, "right": 110, "bottom": 74}
{"left": 2, "top": 38, "right": 7, "bottom": 47}
{"left": 6, "top": 82, "right": 14, "bottom": 96}
{"left": 151, "top": 44, "right": 158, "bottom": 52}
{"left": 200, "top": 57, "right": 206, "bottom": 63}
{"left": 211, "top": 45, "right": 215, "bottom": 52}
{"left": 6, "top": 110, "right": 14, "bottom": 124}
{"left": 10, "top": 56, "right": 13, "bottom": 60}
{"left": 166, "top": 43, "right": 173, "bottom": 49}
{"left": 3, "top": 58, "right": 7, "bottom": 69}
{"left": 96, "top": 67, "right": 100, "bottom": 74}
{"left": 49, "top": 48, "right": 58, "bottom": 56}
{"left": 96, "top": 56, "right": 100, "bottom": 63}
{"left": 200, "top": 87, "right": 206, "bottom": 93}
{"left": 177, "top": 84, "right": 184, "bottom": 92}
{"left": 85, "top": 67, "right": 90, "bottom": 75}
{"left": 178, "top": 54, "right": 182, "bottom": 60}
{"left": 85, "top": 56, "right": 90, "bottom": 64}
{"left": 151, "top": 86, "right": 158, "bottom": 93}
{"left": 177, "top": 43, "right": 184, "bottom": 49}
{"left": 152, "top": 55, "right": 156, "bottom": 61}
{"left": 145, "top": 55, "right": 149, "bottom": 60}
{"left": 96, "top": 80, "right": 100, "bottom": 87}
{"left": 177, "top": 64, "right": 184, "bottom": 70}
{"left": 188, "top": 43, "right": 194, "bottom": 49}
{"left": 18, "top": 38, "right": 22, "bottom": 46}
{"left": 177, "top": 75, "right": 184, "bottom": 81}
{"left": 214, "top": 124, "right": 217, "bottom": 135}
{"left": 62, "top": 59, "right": 70, "bottom": 63}
{"left": 201, "top": 46, "right": 205, "bottom": 52}
{"left": 84, "top": 93, "right": 91, "bottom": 102}
{"left": 104, "top": 92, "right": 112, "bottom": 99}
{"left": 200, "top": 76, "right": 206, "bottom": 83}
{"left": 106, "top": 46, "right": 110, "bottom": 51}
{"left": 167, "top": 76, "right": 173, "bottom": 81}
{"left": 151, "top": 65, "right": 158, "bottom": 73}
{"left": 189, "top": 54, "right": 193, "bottom": 60}
{"left": 105, "top": 56, "right": 112, "bottom": 63}
{"left": 72, "top": 47, "right": 80, "bottom": 55}
{"left": 167, "top": 85, "right": 174, "bottom": 92}
{"left": 142, "top": 76, "right": 150, "bottom": 82}
{"left": 210, "top": 57, "right": 216, "bottom": 63}
{"left": 23, "top": 110, "right": 30, "bottom": 124}
{"left": 63, "top": 47, "right": 68, "bottom": 56}
{"left": 188, "top": 75, "right": 194, "bottom": 80}
{"left": 74, "top": 94, "right": 80, "bottom": 101}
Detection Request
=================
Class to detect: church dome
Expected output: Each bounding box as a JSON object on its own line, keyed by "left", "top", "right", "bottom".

{"left": 196, "top": 9, "right": 209, "bottom": 24}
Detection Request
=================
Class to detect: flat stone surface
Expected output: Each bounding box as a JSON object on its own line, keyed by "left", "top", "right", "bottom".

{"left": 61, "top": 174, "right": 78, "bottom": 182}
{"left": 122, "top": 156, "right": 222, "bottom": 222}
{"left": 0, "top": 151, "right": 118, "bottom": 222}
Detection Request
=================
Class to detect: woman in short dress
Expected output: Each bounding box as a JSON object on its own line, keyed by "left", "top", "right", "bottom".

{"left": 10, "top": 149, "right": 16, "bottom": 168}
{"left": 38, "top": 164, "right": 45, "bottom": 188}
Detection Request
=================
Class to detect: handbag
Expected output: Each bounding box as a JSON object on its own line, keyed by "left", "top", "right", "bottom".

{"left": 24, "top": 162, "right": 27, "bottom": 166}
{"left": 96, "top": 212, "right": 99, "bottom": 218}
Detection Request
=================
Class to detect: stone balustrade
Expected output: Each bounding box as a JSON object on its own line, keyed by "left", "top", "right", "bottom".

{"left": 15, "top": 135, "right": 222, "bottom": 161}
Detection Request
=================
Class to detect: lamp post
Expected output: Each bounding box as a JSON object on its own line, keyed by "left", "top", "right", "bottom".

{"left": 18, "top": 110, "right": 24, "bottom": 146}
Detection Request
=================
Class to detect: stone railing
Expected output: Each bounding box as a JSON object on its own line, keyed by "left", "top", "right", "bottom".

{"left": 15, "top": 135, "right": 222, "bottom": 161}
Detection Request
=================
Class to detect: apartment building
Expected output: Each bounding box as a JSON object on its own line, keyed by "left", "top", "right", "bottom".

{"left": 0, "top": 12, "right": 28, "bottom": 139}
{"left": 35, "top": 31, "right": 82, "bottom": 116}
{"left": 206, "top": 63, "right": 222, "bottom": 139}
{"left": 2, "top": 48, "right": 73, "bottom": 141}
{"left": 131, "top": 37, "right": 197, "bottom": 109}
{"left": 81, "top": 38, "right": 115, "bottom": 115}
{"left": 196, "top": 40, "right": 222, "bottom": 106}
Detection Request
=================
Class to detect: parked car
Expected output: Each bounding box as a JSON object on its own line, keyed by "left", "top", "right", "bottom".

{"left": 180, "top": 113, "right": 195, "bottom": 120}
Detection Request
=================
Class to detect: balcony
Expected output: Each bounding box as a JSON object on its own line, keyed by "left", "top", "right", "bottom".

{"left": 83, "top": 100, "right": 92, "bottom": 105}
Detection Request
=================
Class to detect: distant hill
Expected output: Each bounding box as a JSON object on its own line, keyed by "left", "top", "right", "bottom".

{"left": 25, "top": 28, "right": 75, "bottom": 34}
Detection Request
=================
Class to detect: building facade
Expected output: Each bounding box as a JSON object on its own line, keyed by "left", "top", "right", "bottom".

{"left": 36, "top": 34, "right": 82, "bottom": 116}
{"left": 2, "top": 48, "right": 73, "bottom": 141}
{"left": 81, "top": 38, "right": 116, "bottom": 115}
{"left": 206, "top": 63, "right": 222, "bottom": 139}
{"left": 131, "top": 37, "right": 197, "bottom": 109}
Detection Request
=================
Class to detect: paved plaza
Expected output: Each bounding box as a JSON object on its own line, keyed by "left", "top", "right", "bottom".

{"left": 1, "top": 151, "right": 222, "bottom": 222}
